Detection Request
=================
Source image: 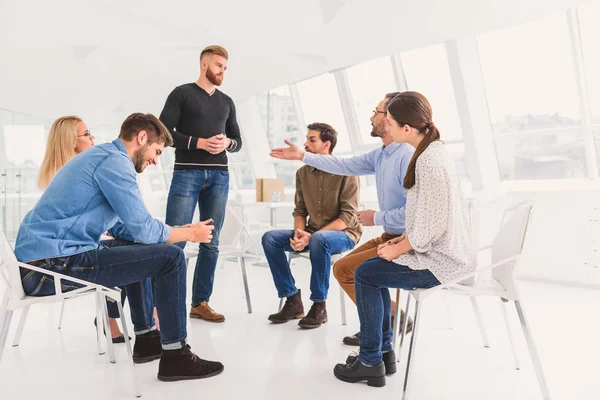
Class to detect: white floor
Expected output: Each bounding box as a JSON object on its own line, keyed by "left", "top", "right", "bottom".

{"left": 1, "top": 255, "right": 598, "bottom": 400}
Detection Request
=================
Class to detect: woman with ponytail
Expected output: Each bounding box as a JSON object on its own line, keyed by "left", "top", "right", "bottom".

{"left": 334, "top": 92, "right": 474, "bottom": 387}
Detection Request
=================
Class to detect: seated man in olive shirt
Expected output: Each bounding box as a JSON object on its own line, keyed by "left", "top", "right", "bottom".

{"left": 262, "top": 123, "right": 362, "bottom": 329}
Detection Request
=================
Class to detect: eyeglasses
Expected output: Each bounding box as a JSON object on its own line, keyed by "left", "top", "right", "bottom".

{"left": 372, "top": 109, "right": 386, "bottom": 115}
{"left": 77, "top": 131, "right": 93, "bottom": 138}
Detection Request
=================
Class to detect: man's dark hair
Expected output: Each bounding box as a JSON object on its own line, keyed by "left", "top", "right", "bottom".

{"left": 307, "top": 122, "right": 338, "bottom": 154}
{"left": 119, "top": 113, "right": 173, "bottom": 146}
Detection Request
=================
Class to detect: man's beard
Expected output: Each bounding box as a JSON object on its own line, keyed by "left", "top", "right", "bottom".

{"left": 206, "top": 68, "right": 223, "bottom": 86}
{"left": 133, "top": 144, "right": 149, "bottom": 173}
{"left": 304, "top": 146, "right": 314, "bottom": 154}
{"left": 370, "top": 124, "right": 384, "bottom": 138}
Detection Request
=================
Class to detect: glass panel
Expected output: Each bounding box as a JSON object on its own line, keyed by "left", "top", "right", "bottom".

{"left": 400, "top": 44, "right": 463, "bottom": 142}
{"left": 296, "top": 73, "right": 352, "bottom": 154}
{"left": 477, "top": 12, "right": 581, "bottom": 133}
{"left": 578, "top": 1, "right": 600, "bottom": 123}
{"left": 494, "top": 129, "right": 587, "bottom": 180}
{"left": 346, "top": 56, "right": 397, "bottom": 145}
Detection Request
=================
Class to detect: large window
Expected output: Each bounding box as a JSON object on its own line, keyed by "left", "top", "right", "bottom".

{"left": 296, "top": 73, "right": 352, "bottom": 154}
{"left": 346, "top": 56, "right": 398, "bottom": 145}
{"left": 401, "top": 44, "right": 463, "bottom": 143}
{"left": 478, "top": 12, "right": 586, "bottom": 180}
{"left": 257, "top": 85, "right": 302, "bottom": 188}
{"left": 577, "top": 0, "right": 600, "bottom": 173}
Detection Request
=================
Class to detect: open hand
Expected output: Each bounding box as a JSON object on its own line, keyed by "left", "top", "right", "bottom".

{"left": 270, "top": 140, "right": 305, "bottom": 161}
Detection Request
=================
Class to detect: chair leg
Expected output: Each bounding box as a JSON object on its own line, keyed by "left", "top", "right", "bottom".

{"left": 58, "top": 300, "right": 66, "bottom": 329}
{"left": 101, "top": 293, "right": 116, "bottom": 364}
{"left": 398, "top": 294, "right": 411, "bottom": 359}
{"left": 391, "top": 289, "right": 401, "bottom": 350}
{"left": 238, "top": 257, "right": 252, "bottom": 314}
{"left": 402, "top": 299, "right": 422, "bottom": 400}
{"left": 500, "top": 298, "right": 520, "bottom": 370}
{"left": 470, "top": 297, "right": 490, "bottom": 348}
{"left": 117, "top": 300, "right": 141, "bottom": 398}
{"left": 339, "top": 286, "right": 347, "bottom": 326}
{"left": 95, "top": 290, "right": 105, "bottom": 355}
{"left": 12, "top": 305, "right": 30, "bottom": 347}
{"left": 0, "top": 294, "right": 14, "bottom": 364}
{"left": 278, "top": 298, "right": 284, "bottom": 312}
{"left": 514, "top": 300, "right": 551, "bottom": 400}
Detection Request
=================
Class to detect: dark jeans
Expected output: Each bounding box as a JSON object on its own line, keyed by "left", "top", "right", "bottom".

{"left": 355, "top": 256, "right": 440, "bottom": 366}
{"left": 101, "top": 239, "right": 154, "bottom": 321}
{"left": 20, "top": 240, "right": 188, "bottom": 349}
{"left": 165, "top": 169, "right": 229, "bottom": 307}
{"left": 261, "top": 230, "right": 355, "bottom": 302}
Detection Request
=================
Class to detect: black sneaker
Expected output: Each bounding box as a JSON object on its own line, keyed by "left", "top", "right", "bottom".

{"left": 158, "top": 345, "right": 224, "bottom": 382}
{"left": 346, "top": 350, "right": 396, "bottom": 375}
{"left": 133, "top": 330, "right": 162, "bottom": 364}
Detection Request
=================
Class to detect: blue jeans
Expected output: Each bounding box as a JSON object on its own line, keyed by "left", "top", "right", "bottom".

{"left": 261, "top": 230, "right": 355, "bottom": 302}
{"left": 165, "top": 169, "right": 229, "bottom": 306}
{"left": 355, "top": 257, "right": 440, "bottom": 366}
{"left": 20, "top": 241, "right": 188, "bottom": 349}
{"left": 101, "top": 239, "right": 154, "bottom": 320}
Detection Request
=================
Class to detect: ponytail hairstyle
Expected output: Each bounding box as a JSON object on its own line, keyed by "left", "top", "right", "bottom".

{"left": 386, "top": 91, "right": 441, "bottom": 189}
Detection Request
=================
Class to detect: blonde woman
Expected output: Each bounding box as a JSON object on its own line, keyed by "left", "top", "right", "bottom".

{"left": 39, "top": 116, "right": 131, "bottom": 342}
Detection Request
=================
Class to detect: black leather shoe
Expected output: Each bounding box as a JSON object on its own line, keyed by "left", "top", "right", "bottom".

{"left": 133, "top": 330, "right": 162, "bottom": 364}
{"left": 334, "top": 353, "right": 386, "bottom": 387}
{"left": 342, "top": 331, "right": 360, "bottom": 346}
{"left": 158, "top": 345, "right": 224, "bottom": 382}
{"left": 346, "top": 350, "right": 396, "bottom": 375}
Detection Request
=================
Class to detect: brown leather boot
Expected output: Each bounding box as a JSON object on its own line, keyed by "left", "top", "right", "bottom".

{"left": 298, "top": 301, "right": 328, "bottom": 329}
{"left": 268, "top": 290, "right": 304, "bottom": 323}
{"left": 189, "top": 302, "right": 225, "bottom": 323}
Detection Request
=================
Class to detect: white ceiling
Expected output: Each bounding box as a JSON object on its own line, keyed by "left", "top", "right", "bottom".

{"left": 0, "top": 0, "right": 591, "bottom": 128}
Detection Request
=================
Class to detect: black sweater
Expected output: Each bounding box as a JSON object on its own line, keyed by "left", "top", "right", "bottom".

{"left": 159, "top": 83, "right": 242, "bottom": 170}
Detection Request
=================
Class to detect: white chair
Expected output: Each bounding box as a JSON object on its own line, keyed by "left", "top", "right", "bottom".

{"left": 278, "top": 252, "right": 348, "bottom": 325}
{"left": 0, "top": 231, "right": 141, "bottom": 397}
{"left": 185, "top": 205, "right": 253, "bottom": 313}
{"left": 395, "top": 201, "right": 550, "bottom": 400}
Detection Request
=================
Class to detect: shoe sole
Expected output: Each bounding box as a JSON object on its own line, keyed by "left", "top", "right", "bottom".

{"left": 334, "top": 370, "right": 385, "bottom": 387}
{"left": 157, "top": 365, "right": 225, "bottom": 382}
{"left": 268, "top": 314, "right": 305, "bottom": 324}
{"left": 133, "top": 354, "right": 162, "bottom": 364}
{"left": 298, "top": 318, "right": 328, "bottom": 329}
{"left": 189, "top": 313, "right": 225, "bottom": 323}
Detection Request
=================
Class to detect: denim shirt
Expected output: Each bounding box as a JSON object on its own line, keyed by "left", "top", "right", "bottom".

{"left": 14, "top": 139, "right": 171, "bottom": 263}
{"left": 303, "top": 142, "right": 414, "bottom": 235}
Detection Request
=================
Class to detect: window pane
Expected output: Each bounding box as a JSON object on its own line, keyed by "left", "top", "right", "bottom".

{"left": 495, "top": 129, "right": 587, "bottom": 180}
{"left": 401, "top": 44, "right": 463, "bottom": 142}
{"left": 578, "top": 1, "right": 600, "bottom": 123}
{"left": 478, "top": 12, "right": 581, "bottom": 133}
{"left": 256, "top": 85, "right": 302, "bottom": 148}
{"left": 296, "top": 73, "right": 352, "bottom": 154}
{"left": 346, "top": 56, "right": 397, "bottom": 145}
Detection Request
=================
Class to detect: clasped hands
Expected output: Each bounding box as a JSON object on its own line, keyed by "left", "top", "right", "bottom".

{"left": 290, "top": 229, "right": 311, "bottom": 252}
{"left": 377, "top": 233, "right": 406, "bottom": 261}
{"left": 197, "top": 133, "right": 231, "bottom": 154}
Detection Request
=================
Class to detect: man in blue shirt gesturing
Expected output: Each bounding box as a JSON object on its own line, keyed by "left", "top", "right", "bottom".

{"left": 270, "top": 92, "right": 414, "bottom": 347}
{"left": 14, "top": 113, "right": 224, "bottom": 382}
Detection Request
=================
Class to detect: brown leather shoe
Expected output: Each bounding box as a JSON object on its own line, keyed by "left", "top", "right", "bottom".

{"left": 298, "top": 301, "right": 328, "bottom": 329}
{"left": 268, "top": 290, "right": 304, "bottom": 323}
{"left": 342, "top": 310, "right": 413, "bottom": 346}
{"left": 190, "top": 302, "right": 225, "bottom": 323}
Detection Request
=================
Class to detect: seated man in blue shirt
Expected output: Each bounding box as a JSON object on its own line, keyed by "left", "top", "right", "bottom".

{"left": 270, "top": 92, "right": 414, "bottom": 346}
{"left": 14, "top": 113, "right": 223, "bottom": 382}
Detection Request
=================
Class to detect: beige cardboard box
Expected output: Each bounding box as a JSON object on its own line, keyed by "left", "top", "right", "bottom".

{"left": 256, "top": 178, "right": 285, "bottom": 202}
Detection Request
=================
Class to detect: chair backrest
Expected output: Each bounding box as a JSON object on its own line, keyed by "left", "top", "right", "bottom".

{"left": 219, "top": 205, "right": 247, "bottom": 249}
{"left": 490, "top": 201, "right": 535, "bottom": 292}
{"left": 0, "top": 231, "right": 27, "bottom": 302}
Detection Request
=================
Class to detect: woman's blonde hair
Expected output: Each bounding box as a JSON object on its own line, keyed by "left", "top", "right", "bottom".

{"left": 38, "top": 116, "right": 82, "bottom": 189}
